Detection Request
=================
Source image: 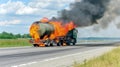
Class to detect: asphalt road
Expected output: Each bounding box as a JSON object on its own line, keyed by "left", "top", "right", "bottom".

{"left": 0, "top": 42, "right": 119, "bottom": 67}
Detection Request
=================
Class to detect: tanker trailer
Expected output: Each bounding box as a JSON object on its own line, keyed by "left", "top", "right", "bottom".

{"left": 29, "top": 21, "right": 77, "bottom": 47}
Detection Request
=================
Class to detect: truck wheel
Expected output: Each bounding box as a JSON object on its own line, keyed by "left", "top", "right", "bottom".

{"left": 45, "top": 45, "right": 49, "bottom": 47}
{"left": 66, "top": 43, "right": 70, "bottom": 46}
{"left": 57, "top": 42, "right": 61, "bottom": 46}
{"left": 73, "top": 43, "right": 76, "bottom": 45}
{"left": 33, "top": 44, "right": 36, "bottom": 47}
{"left": 72, "top": 39, "right": 76, "bottom": 45}
{"left": 33, "top": 44, "right": 39, "bottom": 47}
{"left": 50, "top": 43, "right": 53, "bottom": 46}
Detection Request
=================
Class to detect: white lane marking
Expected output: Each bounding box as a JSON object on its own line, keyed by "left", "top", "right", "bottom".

{"left": 11, "top": 47, "right": 115, "bottom": 67}
{"left": 11, "top": 62, "right": 37, "bottom": 67}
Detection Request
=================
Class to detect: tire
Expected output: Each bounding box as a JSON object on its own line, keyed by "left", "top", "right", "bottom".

{"left": 72, "top": 38, "right": 76, "bottom": 45}
{"left": 66, "top": 43, "right": 70, "bottom": 46}
{"left": 50, "top": 43, "right": 53, "bottom": 46}
{"left": 72, "top": 43, "right": 76, "bottom": 45}
{"left": 57, "top": 42, "right": 61, "bottom": 46}
{"left": 33, "top": 44, "right": 39, "bottom": 47}
{"left": 45, "top": 45, "right": 49, "bottom": 47}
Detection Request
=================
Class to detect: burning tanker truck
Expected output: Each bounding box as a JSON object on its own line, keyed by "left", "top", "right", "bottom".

{"left": 29, "top": 18, "right": 78, "bottom": 47}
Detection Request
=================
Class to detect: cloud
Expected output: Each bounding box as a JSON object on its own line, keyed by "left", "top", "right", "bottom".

{"left": 0, "top": 8, "right": 7, "bottom": 14}
{"left": 16, "top": 6, "right": 38, "bottom": 15}
{"left": 0, "top": 0, "right": 74, "bottom": 16}
{"left": 0, "top": 0, "right": 38, "bottom": 15}
{"left": 0, "top": 1, "right": 23, "bottom": 14}
{"left": 0, "top": 19, "right": 21, "bottom": 26}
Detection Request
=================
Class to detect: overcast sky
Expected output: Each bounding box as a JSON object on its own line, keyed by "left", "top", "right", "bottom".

{"left": 0, "top": 0, "right": 120, "bottom": 37}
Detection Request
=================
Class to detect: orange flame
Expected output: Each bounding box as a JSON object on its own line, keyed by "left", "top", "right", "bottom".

{"left": 29, "top": 23, "right": 40, "bottom": 42}
{"left": 49, "top": 21, "right": 76, "bottom": 40}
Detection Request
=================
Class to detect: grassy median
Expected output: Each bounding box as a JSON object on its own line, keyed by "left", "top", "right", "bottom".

{"left": 73, "top": 47, "right": 120, "bottom": 67}
{"left": 0, "top": 39, "right": 31, "bottom": 47}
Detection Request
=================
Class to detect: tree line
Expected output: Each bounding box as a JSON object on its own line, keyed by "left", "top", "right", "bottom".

{"left": 0, "top": 32, "right": 31, "bottom": 39}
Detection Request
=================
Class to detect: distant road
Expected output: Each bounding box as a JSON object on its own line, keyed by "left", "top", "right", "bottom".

{"left": 0, "top": 42, "right": 119, "bottom": 67}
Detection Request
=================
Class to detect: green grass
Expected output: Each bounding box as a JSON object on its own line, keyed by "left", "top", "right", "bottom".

{"left": 0, "top": 39, "right": 31, "bottom": 47}
{"left": 73, "top": 47, "right": 120, "bottom": 67}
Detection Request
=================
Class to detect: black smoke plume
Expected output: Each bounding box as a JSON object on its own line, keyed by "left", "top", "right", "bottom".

{"left": 58, "top": 0, "right": 110, "bottom": 26}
